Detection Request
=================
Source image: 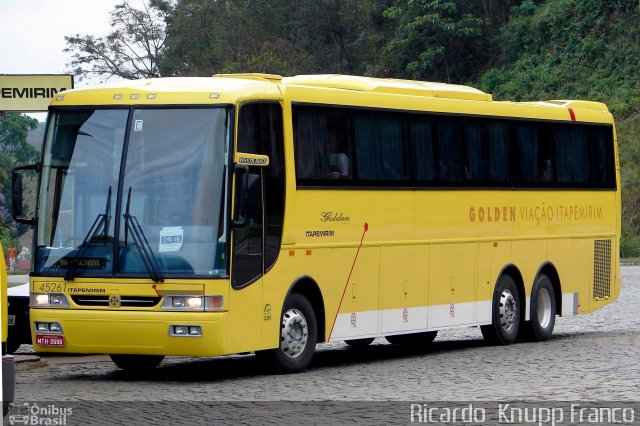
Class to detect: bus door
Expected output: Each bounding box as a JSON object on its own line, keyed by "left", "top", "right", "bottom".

{"left": 229, "top": 102, "right": 285, "bottom": 352}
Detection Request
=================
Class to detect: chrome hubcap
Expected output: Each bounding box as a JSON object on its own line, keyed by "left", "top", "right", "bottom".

{"left": 499, "top": 289, "right": 517, "bottom": 331}
{"left": 280, "top": 308, "right": 308, "bottom": 358}
{"left": 537, "top": 288, "right": 552, "bottom": 329}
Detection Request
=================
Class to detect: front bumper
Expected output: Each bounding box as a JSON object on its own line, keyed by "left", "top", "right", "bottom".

{"left": 30, "top": 309, "right": 227, "bottom": 357}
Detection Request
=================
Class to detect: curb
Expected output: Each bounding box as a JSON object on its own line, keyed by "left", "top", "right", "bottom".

{"left": 13, "top": 354, "right": 41, "bottom": 363}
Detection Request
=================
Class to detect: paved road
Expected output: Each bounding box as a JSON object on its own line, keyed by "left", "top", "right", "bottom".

{"left": 8, "top": 267, "right": 640, "bottom": 424}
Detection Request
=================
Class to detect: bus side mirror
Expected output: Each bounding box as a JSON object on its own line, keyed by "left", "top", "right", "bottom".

{"left": 11, "top": 164, "right": 39, "bottom": 226}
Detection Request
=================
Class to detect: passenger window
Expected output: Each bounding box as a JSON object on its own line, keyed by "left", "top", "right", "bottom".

{"left": 293, "top": 108, "right": 352, "bottom": 183}
{"left": 411, "top": 118, "right": 436, "bottom": 183}
{"left": 463, "top": 121, "right": 509, "bottom": 185}
{"left": 436, "top": 120, "right": 463, "bottom": 183}
{"left": 555, "top": 125, "right": 590, "bottom": 185}
{"left": 591, "top": 126, "right": 615, "bottom": 188}
{"left": 353, "top": 111, "right": 407, "bottom": 183}
{"left": 513, "top": 123, "right": 553, "bottom": 186}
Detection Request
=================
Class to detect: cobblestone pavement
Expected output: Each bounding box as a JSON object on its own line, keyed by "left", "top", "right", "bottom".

{"left": 7, "top": 267, "right": 640, "bottom": 424}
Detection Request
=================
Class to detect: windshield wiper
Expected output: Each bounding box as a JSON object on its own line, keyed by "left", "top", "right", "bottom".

{"left": 64, "top": 186, "right": 112, "bottom": 281}
{"left": 123, "top": 187, "right": 164, "bottom": 283}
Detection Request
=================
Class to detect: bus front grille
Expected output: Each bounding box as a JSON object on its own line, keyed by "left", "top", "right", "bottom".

{"left": 593, "top": 239, "right": 612, "bottom": 299}
{"left": 71, "top": 295, "right": 161, "bottom": 307}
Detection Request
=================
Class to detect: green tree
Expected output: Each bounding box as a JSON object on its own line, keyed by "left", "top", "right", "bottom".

{"left": 375, "top": 0, "right": 485, "bottom": 83}
{"left": 0, "top": 113, "right": 39, "bottom": 254}
{"left": 158, "top": 0, "right": 228, "bottom": 76}
{"left": 0, "top": 113, "right": 39, "bottom": 165}
{"left": 65, "top": 0, "right": 174, "bottom": 80}
{"left": 160, "top": 0, "right": 376, "bottom": 77}
{"left": 479, "top": 0, "right": 640, "bottom": 255}
{"left": 480, "top": 0, "right": 640, "bottom": 116}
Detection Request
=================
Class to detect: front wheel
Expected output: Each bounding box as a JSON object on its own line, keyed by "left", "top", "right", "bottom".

{"left": 110, "top": 354, "right": 164, "bottom": 371}
{"left": 256, "top": 293, "right": 317, "bottom": 374}
{"left": 481, "top": 274, "right": 521, "bottom": 345}
{"left": 6, "top": 338, "right": 21, "bottom": 355}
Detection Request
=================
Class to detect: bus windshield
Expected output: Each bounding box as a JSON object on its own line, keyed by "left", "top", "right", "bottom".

{"left": 35, "top": 107, "right": 231, "bottom": 278}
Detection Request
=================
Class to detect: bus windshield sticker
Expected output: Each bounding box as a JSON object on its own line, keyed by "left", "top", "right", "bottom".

{"left": 159, "top": 227, "right": 184, "bottom": 252}
{"left": 134, "top": 120, "right": 144, "bottom": 131}
{"left": 55, "top": 257, "right": 108, "bottom": 269}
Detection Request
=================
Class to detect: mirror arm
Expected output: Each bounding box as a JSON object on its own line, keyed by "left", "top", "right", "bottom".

{"left": 232, "top": 164, "right": 249, "bottom": 228}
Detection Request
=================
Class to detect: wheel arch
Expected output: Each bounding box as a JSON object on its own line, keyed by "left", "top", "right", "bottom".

{"left": 284, "top": 276, "right": 326, "bottom": 343}
{"left": 535, "top": 262, "right": 562, "bottom": 316}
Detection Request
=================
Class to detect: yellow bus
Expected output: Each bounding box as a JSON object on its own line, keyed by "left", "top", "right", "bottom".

{"left": 2, "top": 245, "right": 16, "bottom": 414}
{"left": 12, "top": 74, "right": 620, "bottom": 373}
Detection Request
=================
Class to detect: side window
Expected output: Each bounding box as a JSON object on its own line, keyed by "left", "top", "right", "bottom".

{"left": 353, "top": 111, "right": 408, "bottom": 183}
{"left": 513, "top": 123, "right": 554, "bottom": 186}
{"left": 436, "top": 119, "right": 463, "bottom": 183}
{"left": 294, "top": 106, "right": 409, "bottom": 186}
{"left": 232, "top": 102, "right": 284, "bottom": 288}
{"left": 555, "top": 125, "right": 590, "bottom": 184}
{"left": 293, "top": 107, "right": 352, "bottom": 184}
{"left": 513, "top": 121, "right": 616, "bottom": 189}
{"left": 411, "top": 117, "right": 436, "bottom": 183}
{"left": 462, "top": 120, "right": 509, "bottom": 185}
{"left": 591, "top": 126, "right": 616, "bottom": 188}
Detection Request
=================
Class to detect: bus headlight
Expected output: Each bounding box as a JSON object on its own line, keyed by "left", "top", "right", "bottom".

{"left": 31, "top": 293, "right": 69, "bottom": 308}
{"left": 161, "top": 295, "right": 224, "bottom": 311}
{"left": 171, "top": 296, "right": 202, "bottom": 309}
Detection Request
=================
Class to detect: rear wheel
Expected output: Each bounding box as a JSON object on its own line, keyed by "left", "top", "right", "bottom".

{"left": 527, "top": 274, "right": 556, "bottom": 341}
{"left": 256, "top": 293, "right": 317, "bottom": 374}
{"left": 344, "top": 338, "right": 374, "bottom": 347}
{"left": 481, "top": 274, "right": 520, "bottom": 345}
{"left": 110, "top": 354, "right": 164, "bottom": 371}
{"left": 385, "top": 331, "right": 437, "bottom": 346}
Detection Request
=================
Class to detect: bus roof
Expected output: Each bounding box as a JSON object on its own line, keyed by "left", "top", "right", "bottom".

{"left": 282, "top": 74, "right": 492, "bottom": 102}
{"left": 50, "top": 74, "right": 611, "bottom": 122}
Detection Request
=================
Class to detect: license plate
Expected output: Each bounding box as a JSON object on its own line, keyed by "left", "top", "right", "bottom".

{"left": 35, "top": 334, "right": 65, "bottom": 347}
{"left": 8, "top": 315, "right": 15, "bottom": 326}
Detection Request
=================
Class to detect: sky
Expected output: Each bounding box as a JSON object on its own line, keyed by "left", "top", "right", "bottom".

{"left": 0, "top": 0, "right": 124, "bottom": 119}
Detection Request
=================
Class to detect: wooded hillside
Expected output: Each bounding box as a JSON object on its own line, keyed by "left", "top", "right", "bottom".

{"left": 61, "top": 0, "right": 640, "bottom": 254}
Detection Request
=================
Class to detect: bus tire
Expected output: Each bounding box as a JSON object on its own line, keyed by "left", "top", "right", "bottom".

{"left": 257, "top": 293, "right": 317, "bottom": 374}
{"left": 385, "top": 331, "right": 437, "bottom": 346}
{"left": 527, "top": 274, "right": 556, "bottom": 341}
{"left": 481, "top": 274, "right": 520, "bottom": 345}
{"left": 6, "top": 339, "right": 21, "bottom": 355}
{"left": 344, "top": 338, "right": 374, "bottom": 347}
{"left": 110, "top": 354, "right": 164, "bottom": 371}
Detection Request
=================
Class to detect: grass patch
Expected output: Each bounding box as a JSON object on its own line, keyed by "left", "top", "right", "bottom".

{"left": 7, "top": 282, "right": 26, "bottom": 289}
{"left": 620, "top": 234, "right": 640, "bottom": 258}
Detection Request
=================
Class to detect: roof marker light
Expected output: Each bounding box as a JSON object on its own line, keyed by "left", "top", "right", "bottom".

{"left": 56, "top": 95, "right": 64, "bottom": 101}
{"left": 147, "top": 94, "right": 156, "bottom": 99}
{"left": 209, "top": 93, "right": 220, "bottom": 99}
{"left": 114, "top": 94, "right": 123, "bottom": 100}
{"left": 130, "top": 94, "right": 139, "bottom": 100}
